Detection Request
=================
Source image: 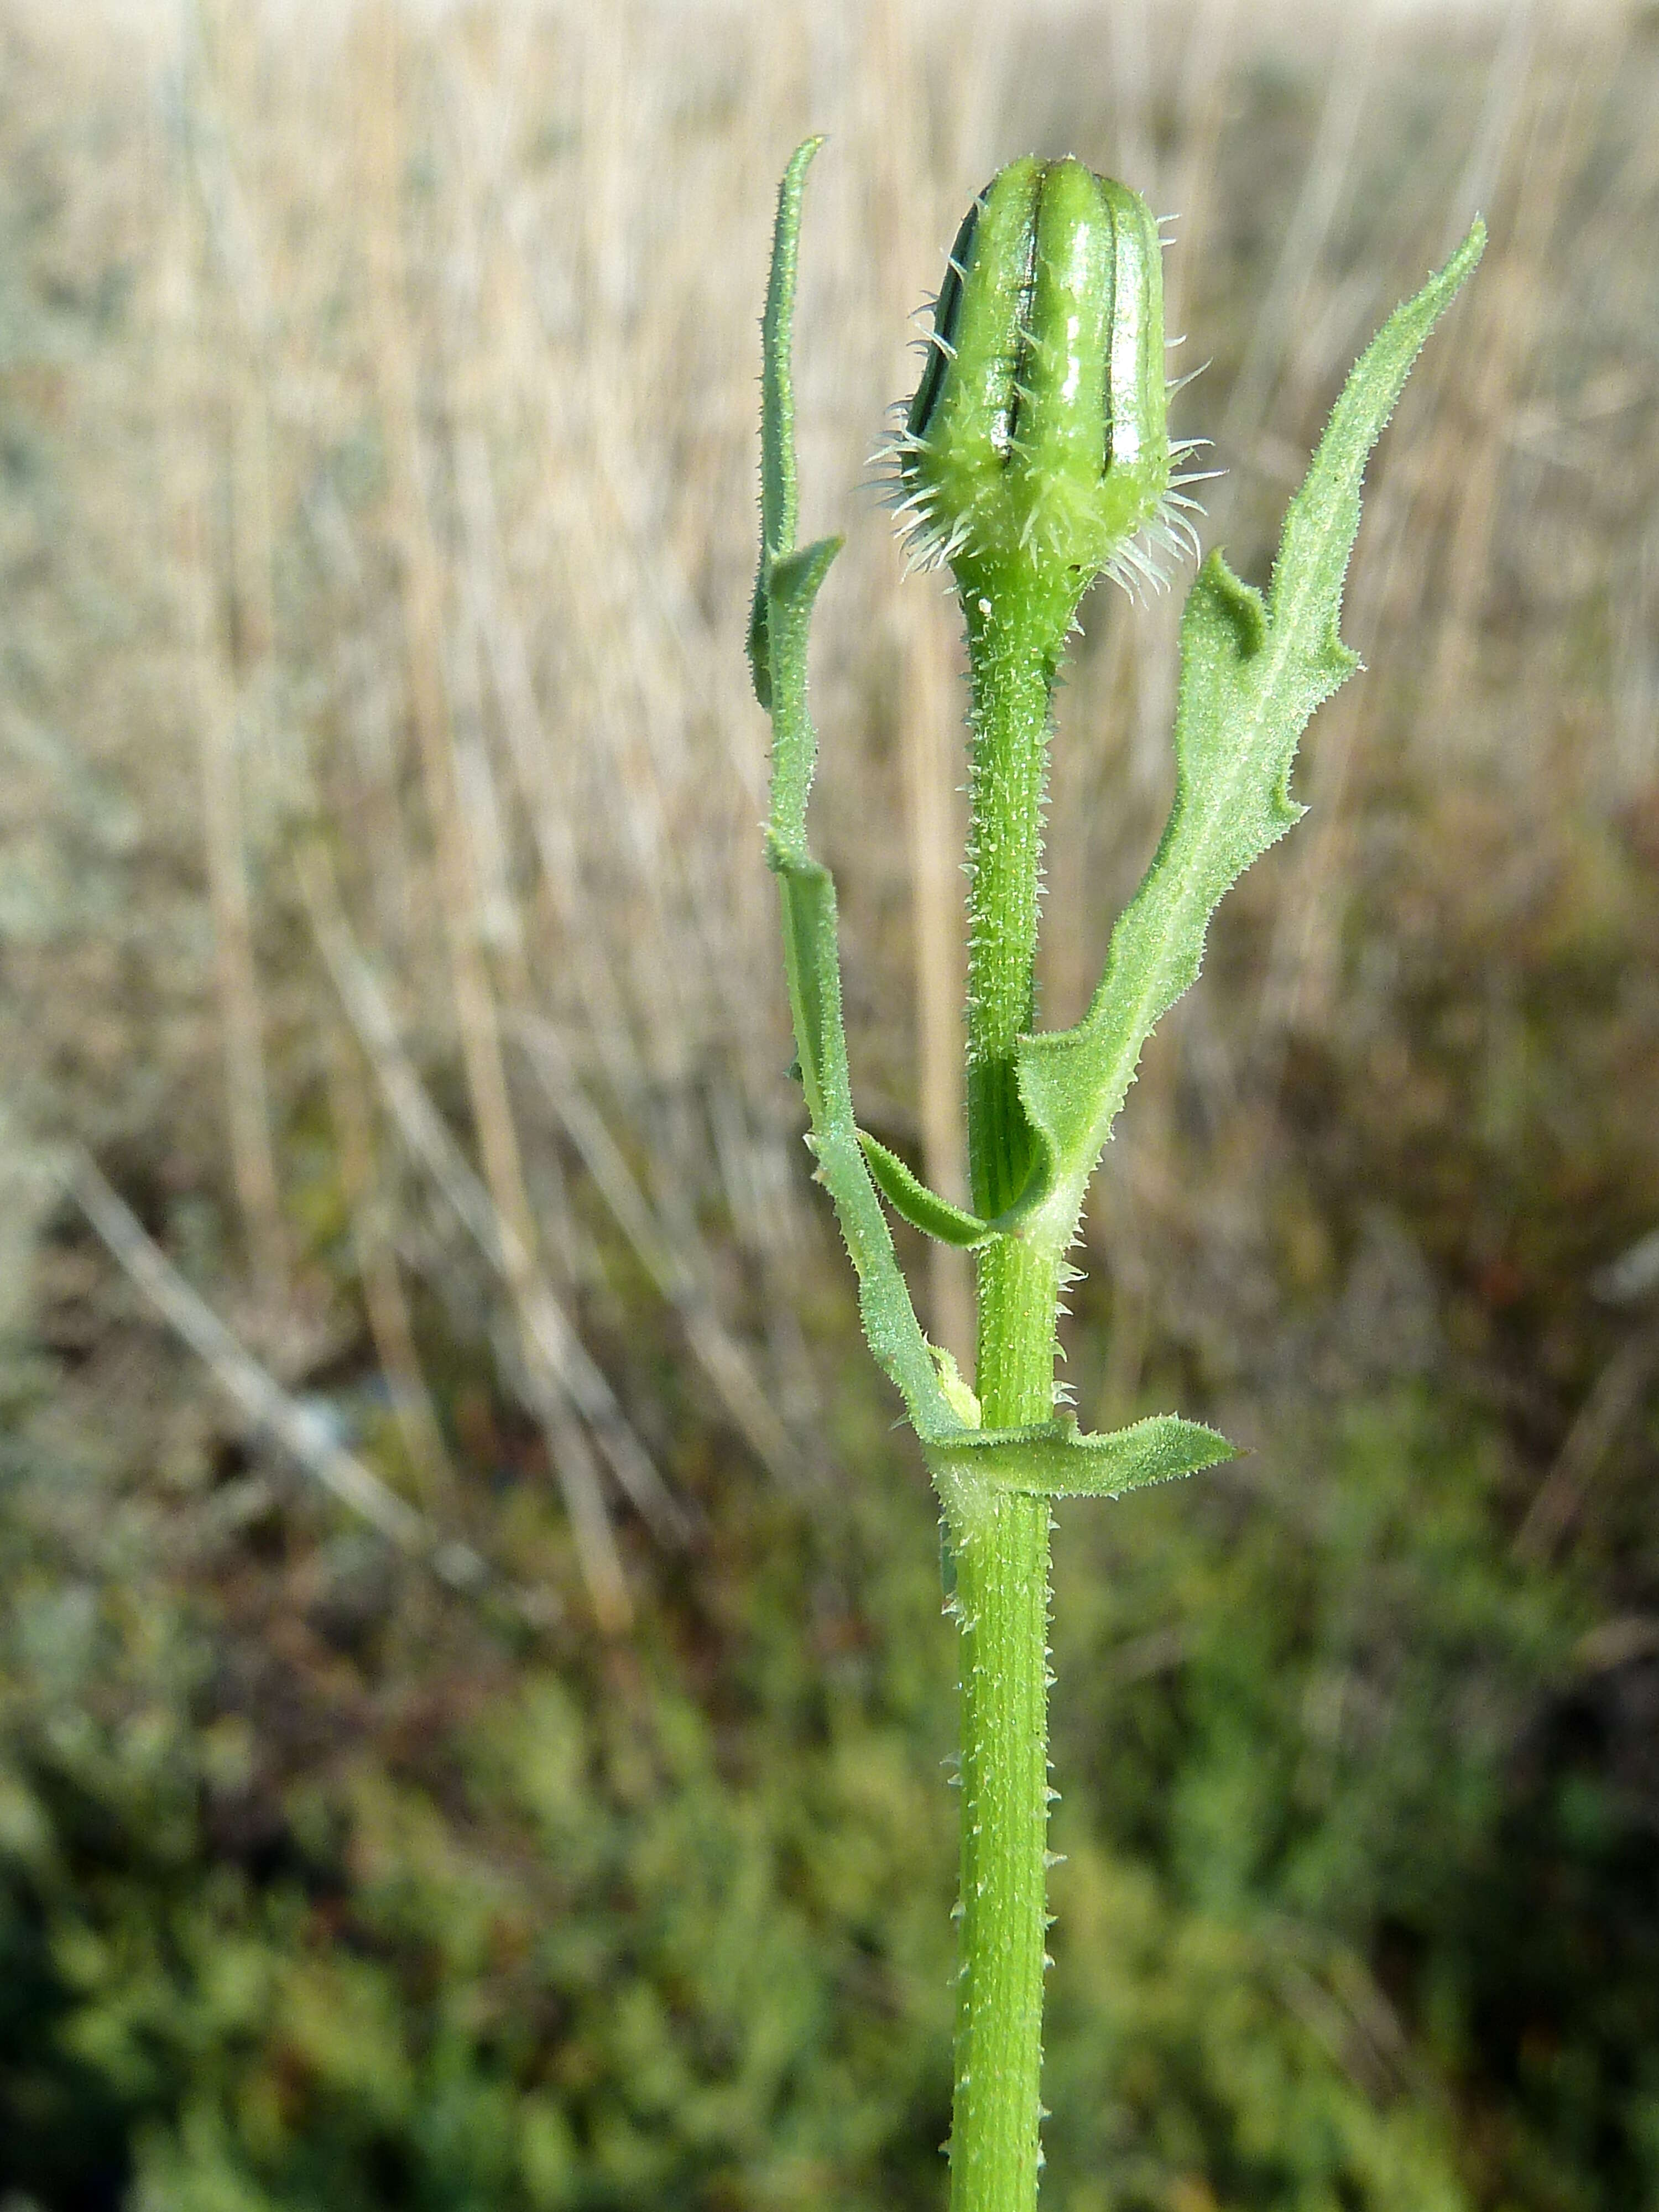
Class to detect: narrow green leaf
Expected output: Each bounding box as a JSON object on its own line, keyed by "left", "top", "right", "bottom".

{"left": 770, "top": 855, "right": 957, "bottom": 1436}
{"left": 748, "top": 136, "right": 823, "bottom": 710}
{"left": 859, "top": 1131, "right": 996, "bottom": 1249}
{"left": 753, "top": 139, "right": 959, "bottom": 1444}
{"left": 1013, "top": 220, "right": 1485, "bottom": 1233}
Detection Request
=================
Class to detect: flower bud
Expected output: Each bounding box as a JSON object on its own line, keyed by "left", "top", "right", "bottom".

{"left": 891, "top": 158, "right": 1193, "bottom": 612}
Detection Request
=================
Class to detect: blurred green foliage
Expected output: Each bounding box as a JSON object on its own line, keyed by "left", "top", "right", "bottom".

{"left": 3, "top": 1358, "right": 1657, "bottom": 2211}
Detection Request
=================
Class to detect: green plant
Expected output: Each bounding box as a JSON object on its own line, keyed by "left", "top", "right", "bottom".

{"left": 750, "top": 139, "right": 1483, "bottom": 2209}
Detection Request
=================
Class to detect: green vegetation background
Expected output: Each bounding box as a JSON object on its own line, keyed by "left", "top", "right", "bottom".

{"left": 2, "top": 4, "right": 1657, "bottom": 2209}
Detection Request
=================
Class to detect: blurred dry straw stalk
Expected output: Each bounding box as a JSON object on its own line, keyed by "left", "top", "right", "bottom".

{"left": 1, "top": 0, "right": 1655, "bottom": 1616}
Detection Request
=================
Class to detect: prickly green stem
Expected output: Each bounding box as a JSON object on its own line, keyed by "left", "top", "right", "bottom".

{"left": 942, "top": 169, "right": 1173, "bottom": 2203}
{"left": 974, "top": 1237, "right": 1063, "bottom": 1432}
{"left": 950, "top": 1485, "right": 1052, "bottom": 2212}
{"left": 950, "top": 1240, "right": 1062, "bottom": 2211}
{"left": 963, "top": 597, "right": 1057, "bottom": 1223}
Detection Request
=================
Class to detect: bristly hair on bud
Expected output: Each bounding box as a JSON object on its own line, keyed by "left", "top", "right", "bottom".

{"left": 876, "top": 156, "right": 1207, "bottom": 630}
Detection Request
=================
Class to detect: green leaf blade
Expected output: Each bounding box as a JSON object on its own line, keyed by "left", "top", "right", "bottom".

{"left": 772, "top": 855, "right": 955, "bottom": 1436}
{"left": 1268, "top": 218, "right": 1486, "bottom": 655}
{"left": 748, "top": 137, "right": 823, "bottom": 710}
{"left": 926, "top": 1412, "right": 1238, "bottom": 1525}
{"left": 1013, "top": 221, "right": 1485, "bottom": 1234}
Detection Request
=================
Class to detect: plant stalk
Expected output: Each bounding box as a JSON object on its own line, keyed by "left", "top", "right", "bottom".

{"left": 753, "top": 133, "right": 1483, "bottom": 2212}
{"left": 962, "top": 589, "right": 1070, "bottom": 1222}
{"left": 951, "top": 598, "right": 1069, "bottom": 2209}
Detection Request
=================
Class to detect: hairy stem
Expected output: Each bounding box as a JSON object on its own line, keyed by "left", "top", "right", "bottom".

{"left": 951, "top": 1477, "right": 1054, "bottom": 2212}
{"left": 953, "top": 594, "right": 1070, "bottom": 2210}
{"left": 962, "top": 589, "right": 1068, "bottom": 1222}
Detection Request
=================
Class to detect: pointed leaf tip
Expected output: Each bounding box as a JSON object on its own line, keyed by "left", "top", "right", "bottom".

{"left": 924, "top": 1412, "right": 1238, "bottom": 1519}
{"left": 860, "top": 1131, "right": 996, "bottom": 1249}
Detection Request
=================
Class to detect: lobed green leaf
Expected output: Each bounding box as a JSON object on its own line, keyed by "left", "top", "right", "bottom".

{"left": 1011, "top": 221, "right": 1485, "bottom": 1238}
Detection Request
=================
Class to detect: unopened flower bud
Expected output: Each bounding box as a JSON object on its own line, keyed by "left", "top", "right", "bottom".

{"left": 889, "top": 157, "right": 1196, "bottom": 617}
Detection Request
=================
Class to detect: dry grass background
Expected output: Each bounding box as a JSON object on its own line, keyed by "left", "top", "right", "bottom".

{"left": 4, "top": 0, "right": 1653, "bottom": 1617}
{"left": 3, "top": 0, "right": 1659, "bottom": 2204}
